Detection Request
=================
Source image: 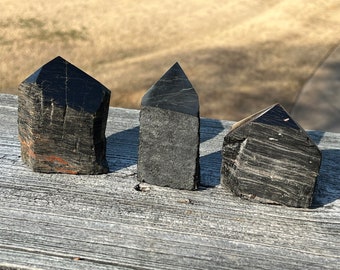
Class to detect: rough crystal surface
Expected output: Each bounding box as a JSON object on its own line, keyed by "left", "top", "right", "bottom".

{"left": 221, "top": 104, "right": 322, "bottom": 208}
{"left": 138, "top": 62, "right": 200, "bottom": 190}
{"left": 18, "top": 56, "right": 111, "bottom": 174}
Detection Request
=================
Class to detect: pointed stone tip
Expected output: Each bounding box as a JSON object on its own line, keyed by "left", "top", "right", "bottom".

{"left": 20, "top": 56, "right": 111, "bottom": 113}
{"left": 48, "top": 56, "right": 67, "bottom": 66}
{"left": 54, "top": 55, "right": 65, "bottom": 61}
{"left": 141, "top": 63, "right": 199, "bottom": 116}
{"left": 172, "top": 61, "right": 181, "bottom": 68}
{"left": 46, "top": 56, "right": 65, "bottom": 63}
{"left": 254, "top": 103, "right": 300, "bottom": 130}
{"left": 23, "top": 56, "right": 66, "bottom": 84}
{"left": 231, "top": 103, "right": 303, "bottom": 132}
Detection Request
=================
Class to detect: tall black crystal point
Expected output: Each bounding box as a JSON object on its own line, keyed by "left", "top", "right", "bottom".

{"left": 221, "top": 104, "right": 322, "bottom": 208}
{"left": 18, "top": 56, "right": 111, "bottom": 174}
{"left": 138, "top": 63, "right": 200, "bottom": 190}
{"left": 141, "top": 62, "right": 199, "bottom": 116}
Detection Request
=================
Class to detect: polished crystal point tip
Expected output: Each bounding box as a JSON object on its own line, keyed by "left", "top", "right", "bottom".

{"left": 141, "top": 62, "right": 199, "bottom": 116}
{"left": 23, "top": 56, "right": 110, "bottom": 114}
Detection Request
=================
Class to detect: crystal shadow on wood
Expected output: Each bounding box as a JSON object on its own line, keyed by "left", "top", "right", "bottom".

{"left": 106, "top": 126, "right": 139, "bottom": 172}
{"left": 308, "top": 130, "right": 340, "bottom": 207}
{"left": 312, "top": 149, "right": 340, "bottom": 208}
{"left": 18, "top": 56, "right": 111, "bottom": 174}
{"left": 221, "top": 104, "right": 322, "bottom": 208}
{"left": 199, "top": 118, "right": 226, "bottom": 188}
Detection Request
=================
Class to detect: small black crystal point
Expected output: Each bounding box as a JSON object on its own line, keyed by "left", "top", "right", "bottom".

{"left": 18, "top": 56, "right": 111, "bottom": 174}
{"left": 141, "top": 62, "right": 199, "bottom": 116}
{"left": 221, "top": 104, "right": 322, "bottom": 208}
{"left": 138, "top": 62, "right": 200, "bottom": 190}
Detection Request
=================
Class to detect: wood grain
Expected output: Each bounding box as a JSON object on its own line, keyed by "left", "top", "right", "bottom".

{"left": 0, "top": 94, "right": 339, "bottom": 269}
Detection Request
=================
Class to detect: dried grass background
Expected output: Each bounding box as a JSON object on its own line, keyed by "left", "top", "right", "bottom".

{"left": 1, "top": 0, "right": 339, "bottom": 120}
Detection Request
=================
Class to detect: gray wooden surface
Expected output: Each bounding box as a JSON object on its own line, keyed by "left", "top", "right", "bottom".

{"left": 0, "top": 94, "right": 339, "bottom": 270}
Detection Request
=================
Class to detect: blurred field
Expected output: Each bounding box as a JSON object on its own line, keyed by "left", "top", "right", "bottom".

{"left": 1, "top": 0, "right": 339, "bottom": 120}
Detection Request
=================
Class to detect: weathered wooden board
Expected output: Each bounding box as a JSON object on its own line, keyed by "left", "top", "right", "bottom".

{"left": 0, "top": 94, "right": 339, "bottom": 269}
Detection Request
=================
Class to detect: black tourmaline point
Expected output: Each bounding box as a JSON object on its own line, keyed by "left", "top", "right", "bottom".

{"left": 138, "top": 62, "right": 200, "bottom": 190}
{"left": 18, "top": 56, "right": 111, "bottom": 174}
{"left": 141, "top": 62, "right": 199, "bottom": 116}
{"left": 221, "top": 104, "right": 322, "bottom": 208}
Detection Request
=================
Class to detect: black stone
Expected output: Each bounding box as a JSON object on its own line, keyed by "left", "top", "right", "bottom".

{"left": 18, "top": 56, "right": 111, "bottom": 174}
{"left": 138, "top": 63, "right": 200, "bottom": 190}
{"left": 221, "top": 104, "right": 322, "bottom": 208}
{"left": 141, "top": 62, "right": 199, "bottom": 117}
